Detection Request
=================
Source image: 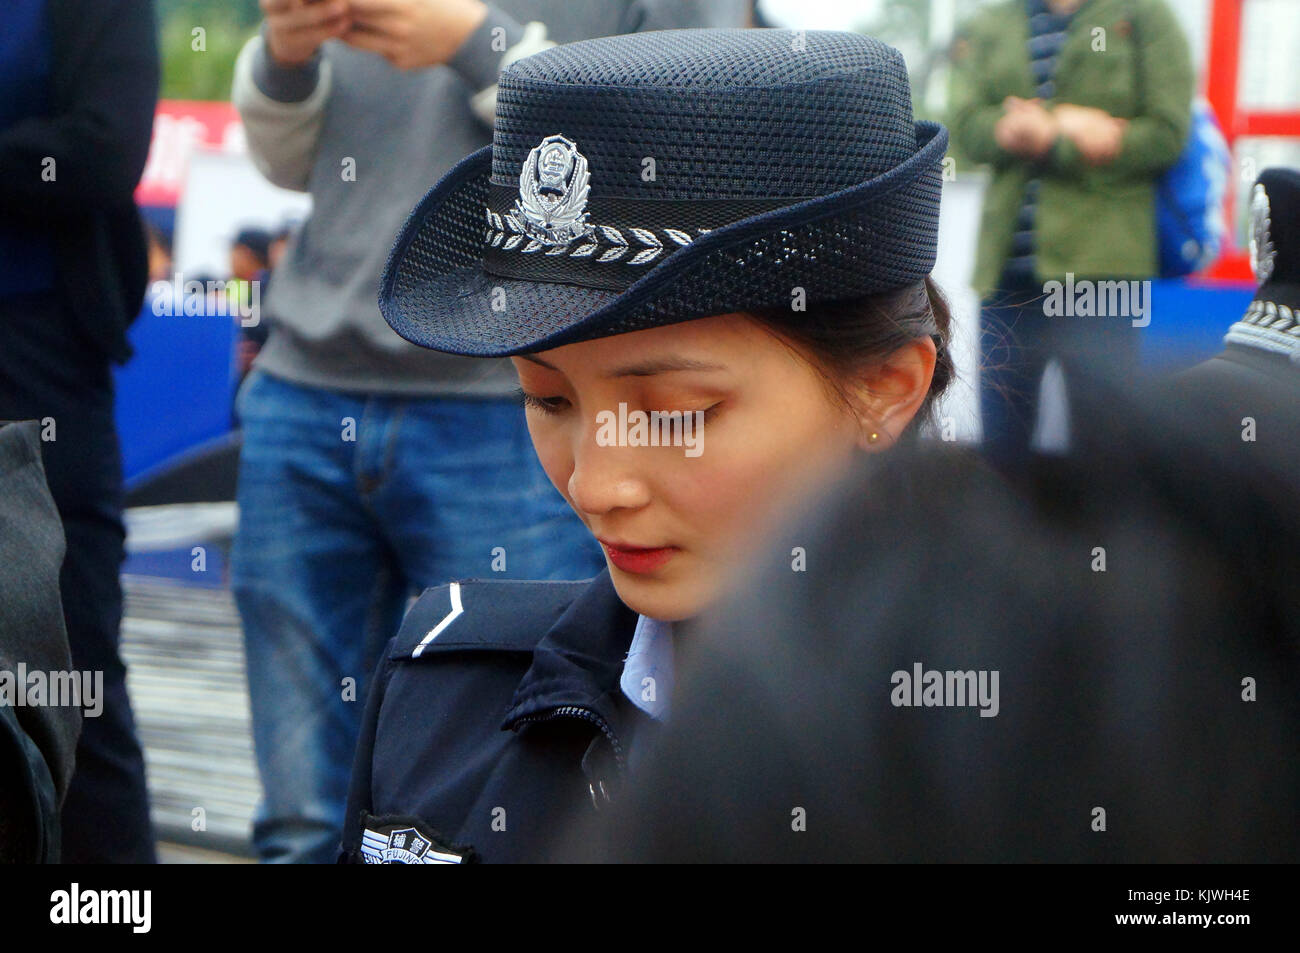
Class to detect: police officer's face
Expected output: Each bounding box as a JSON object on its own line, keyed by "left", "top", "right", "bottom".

{"left": 512, "top": 314, "right": 935, "bottom": 621}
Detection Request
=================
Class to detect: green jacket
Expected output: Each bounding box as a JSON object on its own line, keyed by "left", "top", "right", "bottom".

{"left": 948, "top": 0, "right": 1193, "bottom": 296}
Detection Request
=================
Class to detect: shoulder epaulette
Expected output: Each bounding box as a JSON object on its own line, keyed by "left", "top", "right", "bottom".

{"left": 391, "top": 577, "right": 594, "bottom": 659}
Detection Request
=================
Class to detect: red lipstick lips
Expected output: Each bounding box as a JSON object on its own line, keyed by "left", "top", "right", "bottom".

{"left": 598, "top": 539, "right": 676, "bottom": 574}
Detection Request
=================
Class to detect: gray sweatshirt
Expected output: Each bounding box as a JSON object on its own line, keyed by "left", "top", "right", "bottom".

{"left": 232, "top": 0, "right": 752, "bottom": 396}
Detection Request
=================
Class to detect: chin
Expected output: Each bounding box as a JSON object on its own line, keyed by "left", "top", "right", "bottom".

{"left": 606, "top": 560, "right": 713, "bottom": 623}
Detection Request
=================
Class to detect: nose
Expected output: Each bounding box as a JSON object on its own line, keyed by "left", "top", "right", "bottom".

{"left": 567, "top": 429, "right": 652, "bottom": 517}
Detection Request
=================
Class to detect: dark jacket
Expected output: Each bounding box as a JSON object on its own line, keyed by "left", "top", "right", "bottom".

{"left": 0, "top": 420, "right": 80, "bottom": 863}
{"left": 1191, "top": 341, "right": 1300, "bottom": 385}
{"left": 340, "top": 570, "right": 651, "bottom": 863}
{"left": 1166, "top": 338, "right": 1299, "bottom": 496}
{"left": 0, "top": 0, "right": 159, "bottom": 364}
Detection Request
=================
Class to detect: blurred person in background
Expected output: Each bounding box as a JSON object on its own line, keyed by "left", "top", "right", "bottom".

{"left": 235, "top": 221, "right": 299, "bottom": 386}
{"left": 0, "top": 0, "right": 159, "bottom": 862}
{"left": 949, "top": 0, "right": 1193, "bottom": 464}
{"left": 230, "top": 226, "right": 272, "bottom": 287}
{"left": 0, "top": 421, "right": 81, "bottom": 863}
{"left": 144, "top": 221, "right": 184, "bottom": 318}
{"left": 145, "top": 221, "right": 173, "bottom": 285}
{"left": 230, "top": 226, "right": 273, "bottom": 381}
{"left": 1173, "top": 167, "right": 1300, "bottom": 457}
{"left": 230, "top": 0, "right": 751, "bottom": 863}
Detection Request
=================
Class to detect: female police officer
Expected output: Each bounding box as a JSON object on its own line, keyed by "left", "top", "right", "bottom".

{"left": 340, "top": 27, "right": 952, "bottom": 863}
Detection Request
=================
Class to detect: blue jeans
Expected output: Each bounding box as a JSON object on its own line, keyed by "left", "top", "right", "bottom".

{"left": 979, "top": 277, "right": 1140, "bottom": 466}
{"left": 230, "top": 370, "right": 604, "bottom": 863}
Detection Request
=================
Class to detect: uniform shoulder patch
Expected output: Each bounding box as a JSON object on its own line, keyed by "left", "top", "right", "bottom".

{"left": 357, "top": 813, "right": 478, "bottom": 865}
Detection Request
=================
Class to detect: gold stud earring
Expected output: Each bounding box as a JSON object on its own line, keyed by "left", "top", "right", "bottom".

{"left": 868, "top": 431, "right": 880, "bottom": 444}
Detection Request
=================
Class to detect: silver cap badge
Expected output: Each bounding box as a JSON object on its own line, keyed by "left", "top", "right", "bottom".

{"left": 512, "top": 135, "right": 593, "bottom": 247}
{"left": 1249, "top": 182, "right": 1275, "bottom": 286}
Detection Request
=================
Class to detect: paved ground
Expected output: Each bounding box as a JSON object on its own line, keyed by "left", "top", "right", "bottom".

{"left": 120, "top": 570, "right": 260, "bottom": 863}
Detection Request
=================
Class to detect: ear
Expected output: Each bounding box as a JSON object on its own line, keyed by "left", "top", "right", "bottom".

{"left": 849, "top": 336, "right": 938, "bottom": 450}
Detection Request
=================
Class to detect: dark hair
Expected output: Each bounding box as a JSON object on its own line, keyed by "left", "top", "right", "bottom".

{"left": 744, "top": 276, "right": 954, "bottom": 436}
{"left": 232, "top": 227, "right": 273, "bottom": 266}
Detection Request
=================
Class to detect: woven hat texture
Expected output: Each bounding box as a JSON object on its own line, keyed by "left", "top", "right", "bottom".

{"left": 381, "top": 28, "right": 949, "bottom": 357}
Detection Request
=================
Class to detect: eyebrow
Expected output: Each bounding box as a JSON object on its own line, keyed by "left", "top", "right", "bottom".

{"left": 519, "top": 354, "right": 727, "bottom": 378}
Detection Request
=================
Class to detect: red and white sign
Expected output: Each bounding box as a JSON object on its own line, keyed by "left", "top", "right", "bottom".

{"left": 136, "top": 100, "right": 246, "bottom": 208}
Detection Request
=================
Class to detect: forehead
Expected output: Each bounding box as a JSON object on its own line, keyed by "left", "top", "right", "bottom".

{"left": 518, "top": 313, "right": 777, "bottom": 376}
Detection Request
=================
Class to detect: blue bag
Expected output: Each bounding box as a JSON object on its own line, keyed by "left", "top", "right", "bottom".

{"left": 1155, "top": 98, "right": 1231, "bottom": 278}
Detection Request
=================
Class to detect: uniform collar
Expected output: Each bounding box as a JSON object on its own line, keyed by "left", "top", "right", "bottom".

{"left": 620, "top": 615, "right": 674, "bottom": 721}
{"left": 1224, "top": 294, "right": 1300, "bottom": 365}
{"left": 501, "top": 568, "right": 639, "bottom": 732}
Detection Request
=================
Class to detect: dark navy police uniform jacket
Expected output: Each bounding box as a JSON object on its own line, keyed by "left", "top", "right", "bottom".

{"left": 339, "top": 569, "right": 656, "bottom": 863}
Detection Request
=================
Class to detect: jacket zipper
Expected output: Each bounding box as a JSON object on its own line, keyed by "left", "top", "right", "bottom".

{"left": 513, "top": 705, "right": 626, "bottom": 769}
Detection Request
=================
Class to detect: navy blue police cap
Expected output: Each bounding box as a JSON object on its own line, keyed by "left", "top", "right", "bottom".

{"left": 379, "top": 28, "right": 948, "bottom": 357}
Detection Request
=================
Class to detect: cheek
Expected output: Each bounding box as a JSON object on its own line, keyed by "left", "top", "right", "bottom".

{"left": 667, "top": 459, "right": 748, "bottom": 535}
{"left": 692, "top": 398, "right": 855, "bottom": 542}
{"left": 660, "top": 427, "right": 789, "bottom": 551}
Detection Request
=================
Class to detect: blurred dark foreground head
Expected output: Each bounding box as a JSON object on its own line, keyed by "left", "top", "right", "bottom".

{"left": 562, "top": 367, "right": 1300, "bottom": 862}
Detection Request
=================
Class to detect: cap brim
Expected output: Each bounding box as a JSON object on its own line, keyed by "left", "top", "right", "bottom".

{"left": 381, "top": 122, "right": 948, "bottom": 357}
{"left": 380, "top": 146, "right": 622, "bottom": 356}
